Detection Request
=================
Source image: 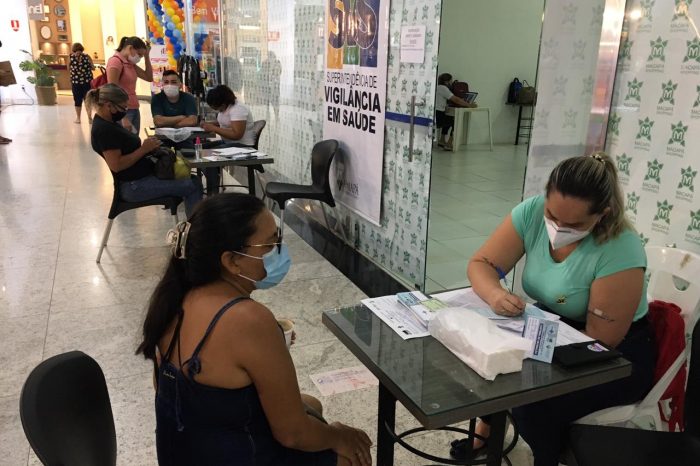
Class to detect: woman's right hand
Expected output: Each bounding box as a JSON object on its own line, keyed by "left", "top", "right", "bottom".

{"left": 330, "top": 422, "right": 372, "bottom": 466}
{"left": 488, "top": 288, "right": 525, "bottom": 316}
{"left": 141, "top": 137, "right": 162, "bottom": 153}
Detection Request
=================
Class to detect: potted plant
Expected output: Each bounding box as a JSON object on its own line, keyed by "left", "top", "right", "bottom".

{"left": 18, "top": 49, "right": 57, "bottom": 105}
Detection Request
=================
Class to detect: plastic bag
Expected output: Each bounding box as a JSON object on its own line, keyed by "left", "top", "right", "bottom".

{"left": 155, "top": 128, "right": 193, "bottom": 143}
{"left": 429, "top": 308, "right": 532, "bottom": 381}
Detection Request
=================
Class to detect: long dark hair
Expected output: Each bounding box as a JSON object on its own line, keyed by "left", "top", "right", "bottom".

{"left": 116, "top": 36, "right": 147, "bottom": 52}
{"left": 136, "top": 193, "right": 266, "bottom": 360}
{"left": 206, "top": 85, "right": 237, "bottom": 109}
{"left": 546, "top": 152, "right": 632, "bottom": 243}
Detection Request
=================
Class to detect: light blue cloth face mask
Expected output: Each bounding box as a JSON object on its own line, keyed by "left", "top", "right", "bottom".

{"left": 236, "top": 243, "right": 291, "bottom": 289}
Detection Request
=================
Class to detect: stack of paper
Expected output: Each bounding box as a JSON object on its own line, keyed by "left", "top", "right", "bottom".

{"left": 396, "top": 291, "right": 447, "bottom": 327}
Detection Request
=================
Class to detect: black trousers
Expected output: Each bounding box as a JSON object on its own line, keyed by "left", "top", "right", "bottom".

{"left": 435, "top": 110, "right": 454, "bottom": 136}
{"left": 511, "top": 317, "right": 656, "bottom": 466}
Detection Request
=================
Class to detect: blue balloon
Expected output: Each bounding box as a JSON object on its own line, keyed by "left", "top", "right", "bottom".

{"left": 165, "top": 29, "right": 173, "bottom": 37}
{"left": 173, "top": 29, "right": 182, "bottom": 38}
{"left": 157, "top": 38, "right": 164, "bottom": 45}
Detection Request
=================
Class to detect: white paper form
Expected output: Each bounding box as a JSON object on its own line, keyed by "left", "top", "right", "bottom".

{"left": 310, "top": 366, "right": 378, "bottom": 396}
{"left": 432, "top": 288, "right": 591, "bottom": 347}
{"left": 361, "top": 296, "right": 429, "bottom": 339}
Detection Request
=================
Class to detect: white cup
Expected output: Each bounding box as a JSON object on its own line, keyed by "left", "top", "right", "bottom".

{"left": 277, "top": 318, "right": 294, "bottom": 348}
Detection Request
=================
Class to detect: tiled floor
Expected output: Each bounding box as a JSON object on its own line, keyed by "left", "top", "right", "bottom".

{"left": 426, "top": 143, "right": 528, "bottom": 292}
{"left": 0, "top": 98, "right": 533, "bottom": 465}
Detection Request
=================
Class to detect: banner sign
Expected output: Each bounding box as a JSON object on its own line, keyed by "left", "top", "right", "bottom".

{"left": 606, "top": 0, "right": 700, "bottom": 253}
{"left": 27, "top": 0, "right": 44, "bottom": 21}
{"left": 324, "top": 0, "right": 388, "bottom": 226}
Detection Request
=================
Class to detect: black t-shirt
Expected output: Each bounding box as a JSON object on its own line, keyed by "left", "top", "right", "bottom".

{"left": 91, "top": 115, "right": 153, "bottom": 182}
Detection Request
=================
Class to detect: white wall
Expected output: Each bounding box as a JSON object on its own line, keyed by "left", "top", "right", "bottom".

{"left": 0, "top": 0, "right": 37, "bottom": 104}
{"left": 438, "top": 0, "right": 544, "bottom": 145}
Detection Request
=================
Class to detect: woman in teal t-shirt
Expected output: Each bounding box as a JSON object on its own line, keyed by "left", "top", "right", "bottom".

{"left": 453, "top": 153, "right": 655, "bottom": 466}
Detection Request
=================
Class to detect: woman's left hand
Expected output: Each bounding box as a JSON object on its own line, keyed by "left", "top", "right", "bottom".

{"left": 201, "top": 122, "right": 217, "bottom": 132}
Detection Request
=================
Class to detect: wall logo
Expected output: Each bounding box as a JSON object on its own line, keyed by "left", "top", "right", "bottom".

{"left": 684, "top": 37, "right": 700, "bottom": 62}
{"left": 647, "top": 37, "right": 668, "bottom": 72}
{"left": 616, "top": 153, "right": 632, "bottom": 177}
{"left": 562, "top": 110, "right": 578, "bottom": 129}
{"left": 582, "top": 76, "right": 594, "bottom": 95}
{"left": 635, "top": 117, "right": 654, "bottom": 151}
{"left": 655, "top": 200, "right": 673, "bottom": 223}
{"left": 657, "top": 80, "right": 677, "bottom": 115}
{"left": 659, "top": 80, "right": 678, "bottom": 104}
{"left": 688, "top": 209, "right": 700, "bottom": 233}
{"left": 625, "top": 78, "right": 644, "bottom": 102}
{"left": 626, "top": 192, "right": 641, "bottom": 214}
{"left": 608, "top": 112, "right": 622, "bottom": 136}
{"left": 677, "top": 166, "right": 697, "bottom": 203}
{"left": 554, "top": 76, "right": 568, "bottom": 96}
{"left": 10, "top": 19, "right": 20, "bottom": 31}
{"left": 673, "top": 0, "right": 692, "bottom": 21}
{"left": 534, "top": 109, "right": 549, "bottom": 130}
{"left": 648, "top": 37, "right": 668, "bottom": 61}
{"left": 619, "top": 39, "right": 633, "bottom": 70}
{"left": 563, "top": 3, "right": 578, "bottom": 25}
{"left": 327, "top": 0, "right": 380, "bottom": 68}
{"left": 682, "top": 37, "right": 700, "bottom": 74}
{"left": 641, "top": 0, "right": 656, "bottom": 23}
{"left": 645, "top": 159, "right": 664, "bottom": 183}
{"left": 669, "top": 121, "right": 688, "bottom": 146}
{"left": 679, "top": 166, "right": 697, "bottom": 191}
{"left": 639, "top": 233, "right": 650, "bottom": 246}
{"left": 643, "top": 159, "right": 663, "bottom": 193}
{"left": 541, "top": 38, "right": 560, "bottom": 67}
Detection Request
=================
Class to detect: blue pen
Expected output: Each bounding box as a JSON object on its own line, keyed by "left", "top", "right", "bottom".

{"left": 495, "top": 265, "right": 510, "bottom": 288}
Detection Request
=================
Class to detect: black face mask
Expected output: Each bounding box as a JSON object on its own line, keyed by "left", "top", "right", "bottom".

{"left": 111, "top": 109, "right": 127, "bottom": 122}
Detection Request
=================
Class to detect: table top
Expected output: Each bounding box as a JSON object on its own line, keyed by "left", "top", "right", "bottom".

{"left": 322, "top": 304, "right": 632, "bottom": 429}
{"left": 181, "top": 149, "right": 275, "bottom": 169}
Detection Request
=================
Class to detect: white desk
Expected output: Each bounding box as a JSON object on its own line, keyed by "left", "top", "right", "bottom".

{"left": 446, "top": 106, "right": 493, "bottom": 152}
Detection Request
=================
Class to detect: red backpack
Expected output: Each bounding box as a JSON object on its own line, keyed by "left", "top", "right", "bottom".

{"left": 90, "top": 66, "right": 107, "bottom": 89}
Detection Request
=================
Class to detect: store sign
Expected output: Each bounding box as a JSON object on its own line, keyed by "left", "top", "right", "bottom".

{"left": 10, "top": 20, "right": 20, "bottom": 32}
{"left": 27, "top": 0, "right": 45, "bottom": 21}
{"left": 324, "top": 0, "right": 389, "bottom": 225}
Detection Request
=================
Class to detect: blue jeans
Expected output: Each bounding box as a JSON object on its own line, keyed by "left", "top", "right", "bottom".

{"left": 124, "top": 108, "right": 141, "bottom": 135}
{"left": 120, "top": 176, "right": 203, "bottom": 217}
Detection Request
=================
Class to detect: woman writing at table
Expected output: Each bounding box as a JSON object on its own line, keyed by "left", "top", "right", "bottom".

{"left": 451, "top": 153, "right": 655, "bottom": 466}
{"left": 202, "top": 84, "right": 257, "bottom": 147}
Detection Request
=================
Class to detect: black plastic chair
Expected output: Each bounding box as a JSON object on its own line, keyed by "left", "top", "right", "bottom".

{"left": 567, "top": 318, "right": 700, "bottom": 466}
{"left": 20, "top": 351, "right": 117, "bottom": 466}
{"left": 97, "top": 171, "right": 181, "bottom": 263}
{"left": 264, "top": 139, "right": 338, "bottom": 239}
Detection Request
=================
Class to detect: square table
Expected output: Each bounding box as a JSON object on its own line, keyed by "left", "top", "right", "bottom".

{"left": 322, "top": 304, "right": 632, "bottom": 466}
{"left": 181, "top": 149, "right": 274, "bottom": 197}
{"left": 446, "top": 107, "right": 493, "bottom": 151}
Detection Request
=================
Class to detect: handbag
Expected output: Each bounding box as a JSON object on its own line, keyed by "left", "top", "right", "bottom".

{"left": 150, "top": 148, "right": 191, "bottom": 180}
{"left": 517, "top": 80, "right": 536, "bottom": 105}
{"left": 150, "top": 147, "right": 177, "bottom": 180}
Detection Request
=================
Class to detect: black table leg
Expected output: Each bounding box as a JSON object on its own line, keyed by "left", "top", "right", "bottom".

{"left": 247, "top": 166, "right": 257, "bottom": 197}
{"left": 485, "top": 411, "right": 507, "bottom": 466}
{"left": 377, "top": 383, "right": 397, "bottom": 466}
{"left": 515, "top": 105, "right": 524, "bottom": 145}
{"left": 201, "top": 167, "right": 221, "bottom": 195}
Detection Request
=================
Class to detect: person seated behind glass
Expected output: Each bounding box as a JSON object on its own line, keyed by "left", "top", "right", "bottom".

{"left": 88, "top": 83, "right": 202, "bottom": 217}
{"left": 435, "top": 73, "right": 476, "bottom": 150}
{"left": 137, "top": 193, "right": 372, "bottom": 466}
{"left": 151, "top": 70, "right": 199, "bottom": 128}
{"left": 202, "top": 84, "right": 257, "bottom": 147}
{"left": 449, "top": 153, "right": 655, "bottom": 466}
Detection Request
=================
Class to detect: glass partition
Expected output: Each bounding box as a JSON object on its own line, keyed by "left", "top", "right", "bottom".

{"left": 424, "top": 0, "right": 546, "bottom": 292}
{"left": 220, "top": 0, "right": 445, "bottom": 289}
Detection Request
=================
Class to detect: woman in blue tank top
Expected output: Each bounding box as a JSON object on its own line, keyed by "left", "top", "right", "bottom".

{"left": 136, "top": 193, "right": 372, "bottom": 466}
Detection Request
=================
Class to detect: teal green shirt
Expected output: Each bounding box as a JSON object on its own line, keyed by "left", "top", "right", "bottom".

{"left": 512, "top": 195, "right": 648, "bottom": 322}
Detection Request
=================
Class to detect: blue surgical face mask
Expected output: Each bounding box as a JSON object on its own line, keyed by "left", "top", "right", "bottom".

{"left": 235, "top": 243, "right": 291, "bottom": 289}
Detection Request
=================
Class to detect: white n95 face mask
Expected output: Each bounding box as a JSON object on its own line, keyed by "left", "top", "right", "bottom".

{"left": 544, "top": 216, "right": 592, "bottom": 250}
